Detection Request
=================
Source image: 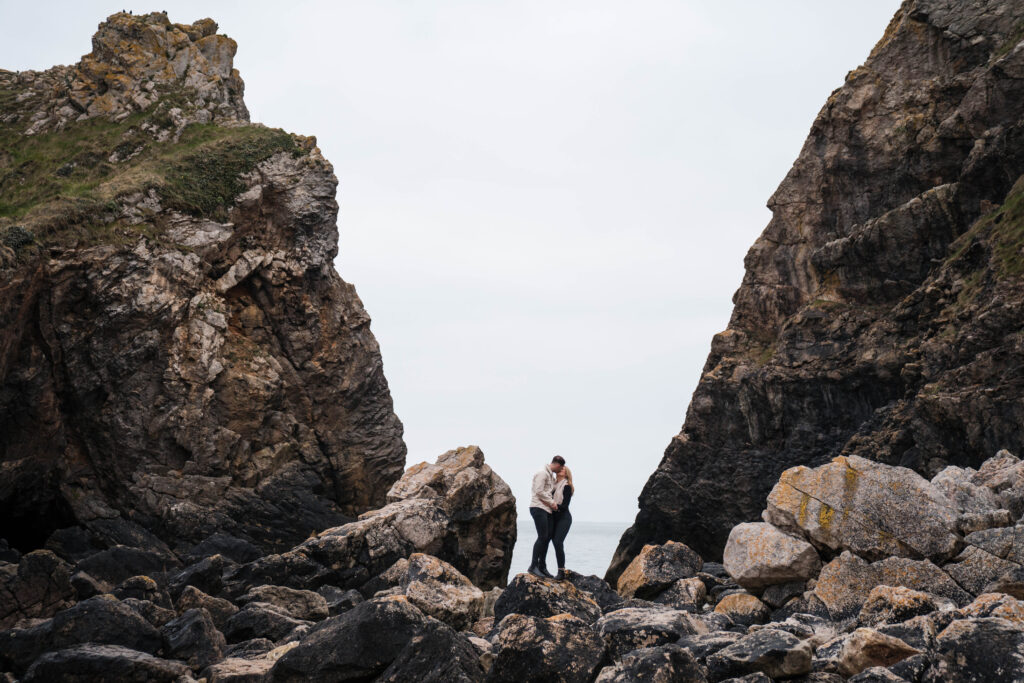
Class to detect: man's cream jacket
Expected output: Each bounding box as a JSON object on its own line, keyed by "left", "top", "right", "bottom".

{"left": 530, "top": 465, "right": 556, "bottom": 510}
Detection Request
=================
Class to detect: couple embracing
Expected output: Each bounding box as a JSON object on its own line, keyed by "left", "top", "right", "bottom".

{"left": 527, "top": 455, "right": 574, "bottom": 579}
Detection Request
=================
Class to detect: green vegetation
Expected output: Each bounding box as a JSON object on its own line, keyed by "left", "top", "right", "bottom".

{"left": 993, "top": 19, "right": 1024, "bottom": 61}
{"left": 0, "top": 90, "right": 304, "bottom": 255}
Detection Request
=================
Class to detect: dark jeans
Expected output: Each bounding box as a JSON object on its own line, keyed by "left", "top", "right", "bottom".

{"left": 529, "top": 506, "right": 553, "bottom": 568}
{"left": 552, "top": 511, "right": 572, "bottom": 569}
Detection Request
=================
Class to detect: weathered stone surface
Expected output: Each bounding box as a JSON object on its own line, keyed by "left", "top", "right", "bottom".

{"left": 594, "top": 606, "right": 706, "bottom": 660}
{"left": 76, "top": 546, "right": 179, "bottom": 587}
{"left": 22, "top": 644, "right": 191, "bottom": 683}
{"left": 162, "top": 606, "right": 226, "bottom": 670}
{"left": 494, "top": 572, "right": 602, "bottom": 624}
{"left": 770, "top": 591, "right": 831, "bottom": 623}
{"left": 594, "top": 644, "right": 708, "bottom": 683}
{"left": 487, "top": 613, "right": 606, "bottom": 683}
{"left": 239, "top": 585, "right": 328, "bottom": 622}
{"left": 114, "top": 575, "right": 172, "bottom": 608}
{"left": 168, "top": 554, "right": 228, "bottom": 599}
{"left": 400, "top": 553, "right": 484, "bottom": 630}
{"left": 714, "top": 593, "right": 770, "bottom": 626}
{"left": 271, "top": 596, "right": 483, "bottom": 682}
{"left": 122, "top": 597, "right": 177, "bottom": 627}
{"left": 652, "top": 576, "right": 707, "bottom": 612}
{"left": 706, "top": 628, "right": 813, "bottom": 680}
{"left": 858, "top": 585, "right": 954, "bottom": 627}
{"left": 943, "top": 544, "right": 1020, "bottom": 595}
{"left": 924, "top": 617, "right": 1024, "bottom": 682}
{"left": 0, "top": 550, "right": 75, "bottom": 629}
{"left": 813, "top": 552, "right": 971, "bottom": 620}
{"left": 386, "top": 445, "right": 517, "bottom": 588}
{"left": 316, "top": 585, "right": 363, "bottom": 616}
{"left": 724, "top": 522, "right": 821, "bottom": 589}
{"left": 616, "top": 541, "right": 702, "bottom": 599}
{"left": 753, "top": 613, "right": 837, "bottom": 648}
{"left": 764, "top": 456, "right": 960, "bottom": 562}
{"left": 561, "top": 570, "right": 625, "bottom": 613}
{"left": 178, "top": 585, "right": 239, "bottom": 630}
{"left": 204, "top": 656, "right": 276, "bottom": 683}
{"left": 223, "top": 602, "right": 309, "bottom": 644}
{"left": 608, "top": 0, "right": 1024, "bottom": 582}
{"left": 676, "top": 631, "right": 744, "bottom": 660}
{"left": 761, "top": 581, "right": 805, "bottom": 609}
{"left": 957, "top": 592, "right": 1024, "bottom": 626}
{"left": 838, "top": 628, "right": 921, "bottom": 677}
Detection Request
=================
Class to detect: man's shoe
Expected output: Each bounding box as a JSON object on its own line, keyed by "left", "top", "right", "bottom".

{"left": 538, "top": 566, "right": 554, "bottom": 578}
{"left": 528, "top": 565, "right": 544, "bottom": 577}
{"left": 557, "top": 568, "right": 568, "bottom": 580}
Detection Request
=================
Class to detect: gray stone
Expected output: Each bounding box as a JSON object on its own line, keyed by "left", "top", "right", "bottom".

{"left": 616, "top": 541, "right": 703, "bottom": 599}
{"left": 494, "top": 572, "right": 601, "bottom": 624}
{"left": 400, "top": 552, "right": 484, "bottom": 630}
{"left": 723, "top": 522, "right": 821, "bottom": 589}
{"left": 22, "top": 644, "right": 191, "bottom": 683}
{"left": 161, "top": 607, "right": 226, "bottom": 670}
{"left": 858, "top": 585, "right": 954, "bottom": 627}
{"left": 487, "top": 613, "right": 605, "bottom": 683}
{"left": 594, "top": 606, "right": 707, "bottom": 660}
{"left": 178, "top": 585, "right": 239, "bottom": 630}
{"left": 594, "top": 644, "right": 708, "bottom": 683}
{"left": 837, "top": 628, "right": 921, "bottom": 677}
{"left": 706, "top": 628, "right": 813, "bottom": 680}
{"left": 223, "top": 602, "right": 309, "bottom": 644}
{"left": 239, "top": 585, "right": 329, "bottom": 622}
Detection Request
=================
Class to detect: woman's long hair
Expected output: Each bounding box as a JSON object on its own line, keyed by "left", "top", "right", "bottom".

{"left": 562, "top": 466, "right": 574, "bottom": 493}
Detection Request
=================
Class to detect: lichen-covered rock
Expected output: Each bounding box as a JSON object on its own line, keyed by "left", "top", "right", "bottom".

{"left": 222, "top": 602, "right": 309, "bottom": 644}
{"left": 177, "top": 585, "right": 239, "bottom": 630}
{"left": 161, "top": 607, "right": 226, "bottom": 670}
{"left": 487, "top": 613, "right": 606, "bottom": 683}
{"left": 21, "top": 644, "right": 191, "bottom": 683}
{"left": 957, "top": 592, "right": 1024, "bottom": 626}
{"left": 594, "top": 606, "right": 706, "bottom": 660}
{"left": 386, "top": 445, "right": 517, "bottom": 588}
{"left": 494, "top": 573, "right": 602, "bottom": 624}
{"left": 858, "top": 585, "right": 954, "bottom": 627}
{"left": 813, "top": 552, "right": 971, "bottom": 620}
{"left": 0, "top": 550, "right": 75, "bottom": 629}
{"left": 923, "top": 617, "right": 1024, "bottom": 682}
{"left": 616, "top": 541, "right": 703, "bottom": 599}
{"left": 271, "top": 596, "right": 483, "bottom": 682}
{"left": 942, "top": 545, "right": 1020, "bottom": 596}
{"left": 706, "top": 628, "right": 813, "bottom": 680}
{"left": 594, "top": 644, "right": 708, "bottom": 683}
{"left": 837, "top": 628, "right": 921, "bottom": 677}
{"left": 239, "top": 585, "right": 329, "bottom": 622}
{"left": 652, "top": 576, "right": 707, "bottom": 613}
{"left": 400, "top": 553, "right": 484, "bottom": 631}
{"left": 561, "top": 570, "right": 624, "bottom": 613}
{"left": 723, "top": 522, "right": 821, "bottom": 589}
{"left": 764, "top": 456, "right": 961, "bottom": 562}
{"left": 122, "top": 597, "right": 178, "bottom": 628}
{"left": 714, "top": 593, "right": 770, "bottom": 626}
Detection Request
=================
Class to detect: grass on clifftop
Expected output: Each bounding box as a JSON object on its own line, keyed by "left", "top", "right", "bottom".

{"left": 0, "top": 96, "right": 303, "bottom": 252}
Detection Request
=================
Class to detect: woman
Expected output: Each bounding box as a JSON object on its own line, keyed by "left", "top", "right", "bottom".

{"left": 551, "top": 466, "right": 574, "bottom": 580}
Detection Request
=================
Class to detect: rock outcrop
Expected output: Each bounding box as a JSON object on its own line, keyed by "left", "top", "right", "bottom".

{"left": 610, "top": 0, "right": 1024, "bottom": 580}
{"left": 0, "top": 11, "right": 406, "bottom": 561}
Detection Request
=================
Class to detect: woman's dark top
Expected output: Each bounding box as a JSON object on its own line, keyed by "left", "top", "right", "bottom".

{"left": 556, "top": 486, "right": 573, "bottom": 514}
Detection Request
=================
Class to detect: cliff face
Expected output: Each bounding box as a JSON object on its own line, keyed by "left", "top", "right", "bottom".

{"left": 0, "top": 13, "right": 406, "bottom": 557}
{"left": 609, "top": 0, "right": 1024, "bottom": 582}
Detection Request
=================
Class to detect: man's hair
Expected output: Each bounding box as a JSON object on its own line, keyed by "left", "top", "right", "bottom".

{"left": 551, "top": 455, "right": 566, "bottom": 466}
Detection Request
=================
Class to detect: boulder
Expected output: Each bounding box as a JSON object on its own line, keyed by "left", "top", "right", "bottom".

{"left": 714, "top": 593, "right": 770, "bottom": 626}
{"left": 75, "top": 545, "right": 179, "bottom": 586}
{"left": 225, "top": 638, "right": 275, "bottom": 660}
{"left": 875, "top": 615, "right": 937, "bottom": 652}
{"left": 239, "top": 585, "right": 329, "bottom": 622}
{"left": 0, "top": 595, "right": 162, "bottom": 674}
{"left": 723, "top": 522, "right": 821, "bottom": 589}
{"left": 271, "top": 596, "right": 483, "bottom": 682}
{"left": 676, "top": 631, "right": 744, "bottom": 660}
{"left": 113, "top": 575, "right": 171, "bottom": 608}
{"left": 223, "top": 602, "right": 310, "bottom": 644}
{"left": 161, "top": 607, "right": 226, "bottom": 670}
{"left": 122, "top": 597, "right": 177, "bottom": 627}
{"left": 204, "top": 656, "right": 277, "bottom": 682}
{"left": 493, "top": 573, "right": 601, "bottom": 624}
{"left": 957, "top": 593, "right": 1024, "bottom": 626}
{"left": 942, "top": 545, "right": 1020, "bottom": 596}
{"left": 183, "top": 533, "right": 263, "bottom": 565}
{"left": 594, "top": 606, "right": 706, "bottom": 659}
{"left": 837, "top": 628, "right": 921, "bottom": 677}
{"left": 770, "top": 591, "right": 831, "bottom": 622}
{"left": 858, "top": 585, "right": 954, "bottom": 627}
{"left": 178, "top": 585, "right": 239, "bottom": 630}
{"left": 561, "top": 570, "right": 624, "bottom": 613}
{"left": 487, "top": 613, "right": 606, "bottom": 683}
{"left": 616, "top": 541, "right": 703, "bottom": 599}
{"left": 594, "top": 644, "right": 708, "bottom": 682}
{"left": 753, "top": 613, "right": 837, "bottom": 647}
{"left": 316, "top": 585, "right": 364, "bottom": 616}
{"left": 22, "top": 644, "right": 190, "bottom": 683}
{"left": 971, "top": 450, "right": 1024, "bottom": 518}
{"left": 761, "top": 581, "right": 806, "bottom": 609}
{"left": 924, "top": 617, "right": 1024, "bottom": 682}
{"left": 0, "top": 550, "right": 76, "bottom": 630}
{"left": 846, "top": 668, "right": 907, "bottom": 682}
{"left": 706, "top": 628, "right": 813, "bottom": 680}
{"left": 813, "top": 552, "right": 971, "bottom": 620}
{"left": 765, "top": 456, "right": 961, "bottom": 562}
{"left": 652, "top": 576, "right": 707, "bottom": 612}
{"left": 400, "top": 553, "right": 484, "bottom": 631}
{"left": 168, "top": 554, "right": 229, "bottom": 599}
{"left": 386, "top": 445, "right": 517, "bottom": 589}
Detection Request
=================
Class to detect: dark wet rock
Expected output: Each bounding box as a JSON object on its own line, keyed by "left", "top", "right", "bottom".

{"left": 889, "top": 653, "right": 930, "bottom": 681}
{"left": 122, "top": 597, "right": 178, "bottom": 627}
{"left": 771, "top": 592, "right": 831, "bottom": 622}
{"left": 923, "top": 617, "right": 1024, "bottom": 681}
{"left": 811, "top": 635, "right": 848, "bottom": 675}
{"left": 271, "top": 596, "right": 483, "bottom": 682}
{"left": 183, "top": 533, "right": 263, "bottom": 565}
{"left": 707, "top": 628, "right": 813, "bottom": 680}
{"left": 838, "top": 627, "right": 921, "bottom": 677}
{"left": 357, "top": 558, "right": 409, "bottom": 598}
{"left": 652, "top": 576, "right": 707, "bottom": 612}
{"left": 876, "top": 615, "right": 937, "bottom": 653}
{"left": 0, "top": 595, "right": 161, "bottom": 674}
{"left": 761, "top": 581, "right": 806, "bottom": 609}
{"left": 178, "top": 585, "right": 239, "bottom": 630}
{"left": 223, "top": 602, "right": 309, "bottom": 644}
{"left": 493, "top": 572, "right": 601, "bottom": 624}
{"left": 698, "top": 611, "right": 736, "bottom": 633}
{"left": 316, "top": 585, "right": 363, "bottom": 616}
{"left": 616, "top": 541, "right": 702, "bottom": 599}
{"left": 714, "top": 593, "right": 770, "bottom": 626}
{"left": 114, "top": 574, "right": 172, "bottom": 608}
{"left": 21, "top": 644, "right": 191, "bottom": 683}
{"left": 487, "top": 613, "right": 605, "bottom": 683}
{"left": 0, "top": 550, "right": 75, "bottom": 628}
{"left": 595, "top": 606, "right": 707, "bottom": 660}
{"left": 44, "top": 527, "right": 100, "bottom": 564}
{"left": 239, "top": 585, "right": 329, "bottom": 622}
{"left": 594, "top": 643, "right": 708, "bottom": 682}
{"left": 75, "top": 545, "right": 179, "bottom": 586}
{"left": 162, "top": 607, "right": 226, "bottom": 670}
{"left": 0, "top": 541, "right": 19, "bottom": 564}
{"left": 224, "top": 637, "right": 275, "bottom": 660}
{"left": 168, "top": 554, "right": 229, "bottom": 599}
{"left": 69, "top": 569, "right": 109, "bottom": 600}
{"left": 561, "top": 569, "right": 624, "bottom": 613}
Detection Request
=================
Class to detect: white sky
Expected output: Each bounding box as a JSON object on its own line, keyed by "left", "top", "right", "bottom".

{"left": 1, "top": 1, "right": 900, "bottom": 522}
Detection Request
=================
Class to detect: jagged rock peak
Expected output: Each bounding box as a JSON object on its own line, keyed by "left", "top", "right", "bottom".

{"left": 2, "top": 11, "right": 248, "bottom": 136}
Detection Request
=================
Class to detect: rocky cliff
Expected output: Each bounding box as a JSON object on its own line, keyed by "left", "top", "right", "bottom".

{"left": 609, "top": 0, "right": 1024, "bottom": 582}
{"left": 0, "top": 12, "right": 406, "bottom": 558}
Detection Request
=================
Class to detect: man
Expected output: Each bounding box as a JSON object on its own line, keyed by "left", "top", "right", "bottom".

{"left": 528, "top": 455, "right": 564, "bottom": 578}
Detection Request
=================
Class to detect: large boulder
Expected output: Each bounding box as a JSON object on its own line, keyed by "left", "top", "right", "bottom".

{"left": 22, "top": 644, "right": 191, "bottom": 683}
{"left": 857, "top": 585, "right": 953, "bottom": 627}
{"left": 223, "top": 602, "right": 309, "bottom": 644}
{"left": 494, "top": 573, "right": 602, "bottom": 624}
{"left": 594, "top": 644, "right": 708, "bottom": 683}
{"left": 0, "top": 550, "right": 75, "bottom": 629}
{"left": 652, "top": 577, "right": 707, "bottom": 613}
{"left": 705, "top": 628, "right": 813, "bottom": 680}
{"left": 487, "top": 613, "right": 606, "bottom": 683}
{"left": 238, "top": 585, "right": 329, "bottom": 622}
{"left": 594, "top": 606, "right": 706, "bottom": 660}
{"left": 161, "top": 607, "right": 226, "bottom": 670}
{"left": 400, "top": 553, "right": 484, "bottom": 631}
{"left": 714, "top": 593, "right": 770, "bottom": 626}
{"left": 178, "top": 585, "right": 239, "bottom": 630}
{"left": 616, "top": 542, "right": 703, "bottom": 599}
{"left": 923, "top": 617, "right": 1024, "bottom": 682}
{"left": 837, "top": 628, "right": 921, "bottom": 677}
{"left": 271, "top": 596, "right": 483, "bottom": 682}
{"left": 764, "top": 456, "right": 961, "bottom": 562}
{"left": 723, "top": 522, "right": 821, "bottom": 589}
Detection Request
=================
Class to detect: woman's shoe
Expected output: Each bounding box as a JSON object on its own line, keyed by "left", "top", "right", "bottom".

{"left": 556, "top": 568, "right": 568, "bottom": 580}
{"left": 538, "top": 566, "right": 555, "bottom": 578}
{"left": 528, "top": 565, "right": 544, "bottom": 577}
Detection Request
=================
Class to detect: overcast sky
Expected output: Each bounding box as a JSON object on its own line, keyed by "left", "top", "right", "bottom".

{"left": 2, "top": 1, "right": 900, "bottom": 523}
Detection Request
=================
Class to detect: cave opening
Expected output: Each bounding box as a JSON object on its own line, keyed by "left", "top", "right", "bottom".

{"left": 0, "top": 495, "right": 77, "bottom": 555}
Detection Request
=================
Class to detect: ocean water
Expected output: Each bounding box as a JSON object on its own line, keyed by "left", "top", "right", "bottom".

{"left": 509, "top": 519, "right": 631, "bottom": 580}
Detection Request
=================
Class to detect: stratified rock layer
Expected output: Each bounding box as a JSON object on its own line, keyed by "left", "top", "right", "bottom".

{"left": 0, "top": 12, "right": 406, "bottom": 559}
{"left": 610, "top": 0, "right": 1024, "bottom": 581}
